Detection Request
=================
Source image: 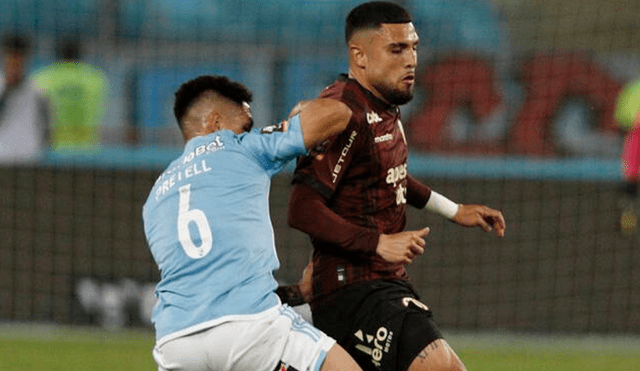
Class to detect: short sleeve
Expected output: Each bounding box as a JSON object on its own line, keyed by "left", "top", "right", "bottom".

{"left": 241, "top": 114, "right": 307, "bottom": 175}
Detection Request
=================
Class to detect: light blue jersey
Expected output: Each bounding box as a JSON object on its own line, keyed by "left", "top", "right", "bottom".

{"left": 142, "top": 115, "right": 306, "bottom": 343}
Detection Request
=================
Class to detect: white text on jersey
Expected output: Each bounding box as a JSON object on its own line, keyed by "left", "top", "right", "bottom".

{"left": 183, "top": 136, "right": 224, "bottom": 164}
{"left": 155, "top": 160, "right": 212, "bottom": 201}
{"left": 387, "top": 163, "right": 408, "bottom": 205}
{"left": 374, "top": 133, "right": 393, "bottom": 143}
{"left": 332, "top": 130, "right": 357, "bottom": 183}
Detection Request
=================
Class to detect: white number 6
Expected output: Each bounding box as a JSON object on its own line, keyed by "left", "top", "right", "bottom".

{"left": 177, "top": 184, "right": 212, "bottom": 259}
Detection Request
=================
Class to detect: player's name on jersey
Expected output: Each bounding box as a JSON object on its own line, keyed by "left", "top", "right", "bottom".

{"left": 154, "top": 159, "right": 212, "bottom": 201}
{"left": 152, "top": 136, "right": 223, "bottom": 202}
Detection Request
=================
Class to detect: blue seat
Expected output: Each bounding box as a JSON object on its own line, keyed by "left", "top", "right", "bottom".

{"left": 252, "top": 0, "right": 361, "bottom": 45}
{"left": 408, "top": 0, "right": 509, "bottom": 54}
{"left": 280, "top": 55, "right": 349, "bottom": 117}
{"left": 118, "top": 0, "right": 250, "bottom": 40}
{"left": 117, "top": 0, "right": 361, "bottom": 44}
{"left": 137, "top": 63, "right": 243, "bottom": 129}
{"left": 1, "top": 0, "right": 100, "bottom": 37}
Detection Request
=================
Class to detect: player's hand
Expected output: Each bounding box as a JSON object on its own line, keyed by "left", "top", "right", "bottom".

{"left": 451, "top": 204, "right": 506, "bottom": 237}
{"left": 297, "top": 260, "right": 313, "bottom": 303}
{"left": 376, "top": 227, "right": 430, "bottom": 264}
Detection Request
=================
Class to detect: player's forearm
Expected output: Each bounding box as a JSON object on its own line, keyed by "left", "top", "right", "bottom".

{"left": 287, "top": 183, "right": 379, "bottom": 256}
{"left": 406, "top": 175, "right": 432, "bottom": 208}
{"left": 407, "top": 174, "right": 460, "bottom": 219}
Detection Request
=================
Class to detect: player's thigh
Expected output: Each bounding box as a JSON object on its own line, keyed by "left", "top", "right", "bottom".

{"left": 278, "top": 305, "right": 338, "bottom": 371}
{"left": 406, "top": 339, "right": 466, "bottom": 371}
{"left": 152, "top": 327, "right": 232, "bottom": 371}
{"left": 314, "top": 281, "right": 445, "bottom": 371}
{"left": 320, "top": 343, "right": 363, "bottom": 371}
{"left": 153, "top": 305, "right": 335, "bottom": 371}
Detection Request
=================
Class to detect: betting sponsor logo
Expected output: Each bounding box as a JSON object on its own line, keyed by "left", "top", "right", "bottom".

{"left": 332, "top": 130, "right": 357, "bottom": 183}
{"left": 354, "top": 326, "right": 393, "bottom": 368}
{"left": 367, "top": 111, "right": 383, "bottom": 125}
{"left": 386, "top": 163, "right": 408, "bottom": 205}
{"left": 183, "top": 136, "right": 224, "bottom": 164}
{"left": 386, "top": 163, "right": 407, "bottom": 187}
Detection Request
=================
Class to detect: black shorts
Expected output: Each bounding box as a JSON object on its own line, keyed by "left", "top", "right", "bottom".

{"left": 312, "top": 280, "right": 443, "bottom": 371}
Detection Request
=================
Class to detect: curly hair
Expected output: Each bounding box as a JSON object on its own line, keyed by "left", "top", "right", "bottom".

{"left": 173, "top": 75, "right": 253, "bottom": 129}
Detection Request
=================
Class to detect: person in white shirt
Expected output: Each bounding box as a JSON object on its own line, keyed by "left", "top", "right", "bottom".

{"left": 0, "top": 33, "right": 48, "bottom": 164}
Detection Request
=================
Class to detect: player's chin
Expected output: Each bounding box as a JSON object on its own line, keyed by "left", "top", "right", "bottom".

{"left": 391, "top": 89, "right": 414, "bottom": 105}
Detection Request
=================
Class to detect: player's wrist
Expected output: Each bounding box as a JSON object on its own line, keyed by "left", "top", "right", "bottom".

{"left": 425, "top": 191, "right": 459, "bottom": 219}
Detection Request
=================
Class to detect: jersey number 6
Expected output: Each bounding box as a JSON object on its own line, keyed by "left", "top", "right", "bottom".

{"left": 178, "top": 184, "right": 213, "bottom": 259}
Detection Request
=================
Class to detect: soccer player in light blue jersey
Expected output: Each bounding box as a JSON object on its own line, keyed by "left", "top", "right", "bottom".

{"left": 142, "top": 75, "right": 362, "bottom": 371}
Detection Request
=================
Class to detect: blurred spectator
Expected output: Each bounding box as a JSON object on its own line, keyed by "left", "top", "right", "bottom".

{"left": 616, "top": 77, "right": 640, "bottom": 187}
{"left": 0, "top": 33, "right": 49, "bottom": 163}
{"left": 32, "top": 38, "right": 108, "bottom": 151}
{"left": 615, "top": 77, "right": 640, "bottom": 234}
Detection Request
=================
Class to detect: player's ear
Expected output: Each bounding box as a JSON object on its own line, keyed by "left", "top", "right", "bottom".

{"left": 349, "top": 42, "right": 367, "bottom": 69}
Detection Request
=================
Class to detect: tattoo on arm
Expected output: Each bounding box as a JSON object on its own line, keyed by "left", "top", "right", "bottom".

{"left": 417, "top": 340, "right": 440, "bottom": 360}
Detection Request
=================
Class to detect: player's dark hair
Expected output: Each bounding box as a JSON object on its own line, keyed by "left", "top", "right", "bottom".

{"left": 1, "top": 33, "right": 31, "bottom": 55}
{"left": 345, "top": 1, "right": 412, "bottom": 43}
{"left": 173, "top": 75, "right": 253, "bottom": 129}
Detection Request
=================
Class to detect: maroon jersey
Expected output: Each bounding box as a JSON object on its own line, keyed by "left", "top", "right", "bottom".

{"left": 292, "top": 75, "right": 428, "bottom": 304}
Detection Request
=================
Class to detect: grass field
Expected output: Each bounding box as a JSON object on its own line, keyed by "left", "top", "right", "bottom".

{"left": 2, "top": 323, "right": 639, "bottom": 371}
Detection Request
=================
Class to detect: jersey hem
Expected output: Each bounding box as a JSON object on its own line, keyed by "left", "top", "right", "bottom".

{"left": 155, "top": 303, "right": 282, "bottom": 347}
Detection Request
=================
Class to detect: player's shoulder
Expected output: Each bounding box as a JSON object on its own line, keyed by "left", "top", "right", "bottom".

{"left": 319, "top": 75, "right": 361, "bottom": 102}
{"left": 319, "top": 77, "right": 369, "bottom": 127}
{"left": 319, "top": 76, "right": 347, "bottom": 98}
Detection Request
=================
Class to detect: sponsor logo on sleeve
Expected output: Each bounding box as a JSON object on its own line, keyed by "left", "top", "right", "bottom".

{"left": 331, "top": 130, "right": 357, "bottom": 183}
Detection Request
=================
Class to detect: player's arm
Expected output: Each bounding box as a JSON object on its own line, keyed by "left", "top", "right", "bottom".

{"left": 409, "top": 174, "right": 506, "bottom": 237}
{"left": 296, "top": 98, "right": 352, "bottom": 150}
{"left": 288, "top": 183, "right": 380, "bottom": 257}
{"left": 288, "top": 183, "right": 429, "bottom": 264}
{"left": 275, "top": 259, "right": 313, "bottom": 306}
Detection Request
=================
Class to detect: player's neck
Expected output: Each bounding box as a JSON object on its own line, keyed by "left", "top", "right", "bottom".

{"left": 347, "top": 70, "right": 390, "bottom": 106}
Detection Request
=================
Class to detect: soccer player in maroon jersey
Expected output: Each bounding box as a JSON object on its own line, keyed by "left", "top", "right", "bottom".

{"left": 283, "top": 2, "right": 506, "bottom": 371}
